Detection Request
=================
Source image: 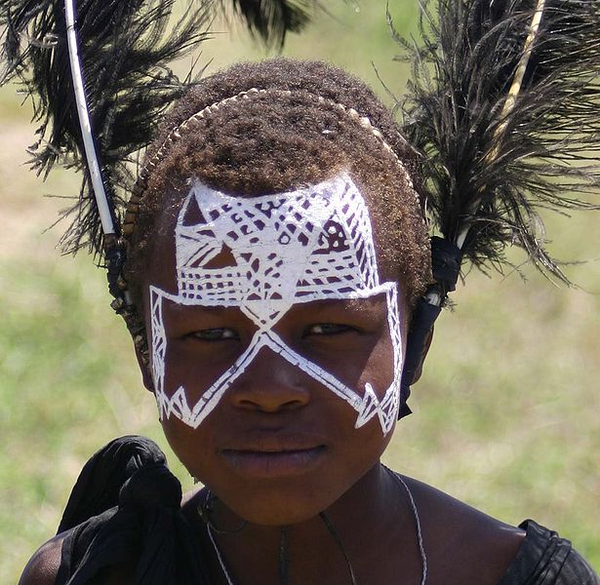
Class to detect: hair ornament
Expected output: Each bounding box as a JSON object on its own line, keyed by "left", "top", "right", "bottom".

{"left": 398, "top": 0, "right": 600, "bottom": 295}
{"left": 397, "top": 0, "right": 600, "bottom": 407}
{"left": 126, "top": 86, "right": 420, "bottom": 238}
{"left": 4, "top": 0, "right": 599, "bottom": 417}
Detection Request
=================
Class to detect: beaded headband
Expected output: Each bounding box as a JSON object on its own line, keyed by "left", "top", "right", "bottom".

{"left": 122, "top": 87, "right": 423, "bottom": 240}
{"left": 113, "top": 87, "right": 425, "bottom": 379}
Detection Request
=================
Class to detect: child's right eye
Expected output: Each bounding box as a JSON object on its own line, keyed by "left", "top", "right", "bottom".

{"left": 187, "top": 328, "right": 240, "bottom": 342}
{"left": 303, "top": 323, "right": 357, "bottom": 337}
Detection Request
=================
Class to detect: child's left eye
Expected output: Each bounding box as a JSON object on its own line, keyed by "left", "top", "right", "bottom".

{"left": 304, "top": 323, "right": 356, "bottom": 336}
{"left": 188, "top": 328, "right": 239, "bottom": 342}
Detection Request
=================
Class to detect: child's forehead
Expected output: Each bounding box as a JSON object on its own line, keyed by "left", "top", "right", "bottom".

{"left": 158, "top": 172, "right": 386, "bottom": 328}
{"left": 178, "top": 172, "right": 363, "bottom": 228}
{"left": 176, "top": 174, "right": 378, "bottom": 272}
{"left": 175, "top": 173, "right": 377, "bottom": 260}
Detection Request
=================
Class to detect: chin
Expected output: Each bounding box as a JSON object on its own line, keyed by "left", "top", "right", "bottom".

{"left": 220, "top": 487, "right": 335, "bottom": 526}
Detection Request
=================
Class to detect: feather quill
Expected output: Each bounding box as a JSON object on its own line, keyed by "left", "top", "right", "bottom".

{"left": 1, "top": 0, "right": 213, "bottom": 258}
{"left": 63, "top": 0, "right": 116, "bottom": 239}
{"left": 394, "top": 0, "right": 600, "bottom": 294}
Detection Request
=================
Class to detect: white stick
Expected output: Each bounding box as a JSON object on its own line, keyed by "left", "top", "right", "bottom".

{"left": 64, "top": 0, "right": 116, "bottom": 237}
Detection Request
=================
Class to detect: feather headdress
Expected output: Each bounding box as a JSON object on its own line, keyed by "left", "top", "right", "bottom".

{"left": 395, "top": 0, "right": 600, "bottom": 408}
{"left": 396, "top": 0, "right": 600, "bottom": 294}
{"left": 0, "top": 0, "right": 316, "bottom": 263}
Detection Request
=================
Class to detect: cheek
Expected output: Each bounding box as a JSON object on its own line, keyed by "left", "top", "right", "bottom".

{"left": 161, "top": 415, "right": 217, "bottom": 481}
{"left": 161, "top": 340, "right": 239, "bottom": 399}
{"left": 354, "top": 332, "right": 397, "bottom": 399}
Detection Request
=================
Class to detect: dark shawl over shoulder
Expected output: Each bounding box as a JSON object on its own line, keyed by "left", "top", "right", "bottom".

{"left": 55, "top": 436, "right": 210, "bottom": 585}
{"left": 500, "top": 520, "right": 599, "bottom": 585}
{"left": 55, "top": 436, "right": 598, "bottom": 585}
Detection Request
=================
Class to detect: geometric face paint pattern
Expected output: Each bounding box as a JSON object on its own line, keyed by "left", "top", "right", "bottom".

{"left": 150, "top": 173, "right": 403, "bottom": 435}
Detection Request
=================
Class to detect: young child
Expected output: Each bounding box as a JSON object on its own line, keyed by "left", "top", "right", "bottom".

{"left": 4, "top": 1, "right": 599, "bottom": 584}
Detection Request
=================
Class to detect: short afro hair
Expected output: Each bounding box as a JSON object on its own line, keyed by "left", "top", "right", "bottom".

{"left": 124, "top": 58, "right": 432, "bottom": 324}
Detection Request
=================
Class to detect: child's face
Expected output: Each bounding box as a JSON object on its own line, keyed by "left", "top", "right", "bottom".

{"left": 142, "top": 172, "right": 408, "bottom": 524}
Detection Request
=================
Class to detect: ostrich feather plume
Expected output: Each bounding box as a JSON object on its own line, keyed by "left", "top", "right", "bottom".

{"left": 0, "top": 0, "right": 316, "bottom": 258}
{"left": 226, "top": 0, "right": 317, "bottom": 47}
{"left": 0, "top": 0, "right": 213, "bottom": 257}
{"left": 396, "top": 0, "right": 600, "bottom": 284}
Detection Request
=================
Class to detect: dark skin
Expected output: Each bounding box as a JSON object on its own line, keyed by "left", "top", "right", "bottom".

{"left": 19, "top": 180, "right": 525, "bottom": 585}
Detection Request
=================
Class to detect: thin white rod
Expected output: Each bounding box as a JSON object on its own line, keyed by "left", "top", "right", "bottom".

{"left": 64, "top": 0, "right": 116, "bottom": 236}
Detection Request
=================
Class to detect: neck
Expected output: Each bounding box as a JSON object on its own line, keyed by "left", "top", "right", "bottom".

{"left": 192, "top": 463, "right": 416, "bottom": 585}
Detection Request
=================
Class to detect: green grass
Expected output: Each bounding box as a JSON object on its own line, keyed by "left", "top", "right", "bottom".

{"left": 1, "top": 2, "right": 599, "bottom": 581}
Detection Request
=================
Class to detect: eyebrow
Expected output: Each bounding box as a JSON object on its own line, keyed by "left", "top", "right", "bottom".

{"left": 163, "top": 301, "right": 241, "bottom": 317}
{"left": 287, "top": 296, "right": 387, "bottom": 316}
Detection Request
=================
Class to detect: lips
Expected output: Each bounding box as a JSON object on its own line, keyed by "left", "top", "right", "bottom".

{"left": 219, "top": 432, "right": 328, "bottom": 478}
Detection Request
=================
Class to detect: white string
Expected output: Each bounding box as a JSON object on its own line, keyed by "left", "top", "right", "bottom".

{"left": 207, "top": 524, "right": 235, "bottom": 585}
{"left": 64, "top": 0, "right": 115, "bottom": 237}
{"left": 386, "top": 468, "right": 428, "bottom": 585}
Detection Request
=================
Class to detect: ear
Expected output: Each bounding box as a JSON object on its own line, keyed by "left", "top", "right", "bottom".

{"left": 409, "top": 326, "right": 434, "bottom": 384}
{"left": 133, "top": 338, "right": 154, "bottom": 393}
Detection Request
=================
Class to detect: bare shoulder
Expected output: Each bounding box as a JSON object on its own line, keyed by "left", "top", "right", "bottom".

{"left": 402, "top": 475, "right": 525, "bottom": 585}
{"left": 18, "top": 529, "right": 136, "bottom": 585}
{"left": 18, "top": 533, "right": 66, "bottom": 585}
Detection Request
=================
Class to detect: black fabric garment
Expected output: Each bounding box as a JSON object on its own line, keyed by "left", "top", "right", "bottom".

{"left": 55, "top": 436, "right": 210, "bottom": 584}
{"left": 500, "top": 521, "right": 599, "bottom": 585}
{"left": 55, "top": 436, "right": 599, "bottom": 584}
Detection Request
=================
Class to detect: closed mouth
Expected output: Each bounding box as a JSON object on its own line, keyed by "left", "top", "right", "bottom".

{"left": 219, "top": 445, "right": 327, "bottom": 478}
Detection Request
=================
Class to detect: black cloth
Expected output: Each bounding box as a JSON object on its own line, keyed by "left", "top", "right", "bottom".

{"left": 55, "top": 436, "right": 598, "bottom": 584}
{"left": 499, "top": 521, "right": 599, "bottom": 585}
{"left": 55, "top": 436, "right": 210, "bottom": 584}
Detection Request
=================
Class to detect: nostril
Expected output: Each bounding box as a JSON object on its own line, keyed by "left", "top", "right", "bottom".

{"left": 230, "top": 377, "right": 311, "bottom": 412}
{"left": 232, "top": 390, "right": 310, "bottom": 413}
{"left": 280, "top": 398, "right": 307, "bottom": 410}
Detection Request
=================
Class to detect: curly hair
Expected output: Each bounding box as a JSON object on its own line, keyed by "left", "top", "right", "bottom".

{"left": 123, "top": 58, "right": 432, "bottom": 329}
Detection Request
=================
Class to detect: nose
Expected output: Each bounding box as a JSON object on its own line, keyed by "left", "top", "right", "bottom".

{"left": 229, "top": 346, "right": 311, "bottom": 413}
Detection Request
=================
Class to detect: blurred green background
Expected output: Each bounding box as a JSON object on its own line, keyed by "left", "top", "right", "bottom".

{"left": 1, "top": 1, "right": 598, "bottom": 581}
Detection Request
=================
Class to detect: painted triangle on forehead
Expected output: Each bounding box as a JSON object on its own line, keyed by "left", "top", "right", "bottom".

{"left": 181, "top": 191, "right": 209, "bottom": 226}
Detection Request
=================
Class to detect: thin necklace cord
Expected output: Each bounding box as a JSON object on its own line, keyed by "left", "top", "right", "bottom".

{"left": 385, "top": 466, "right": 428, "bottom": 585}
{"left": 319, "top": 511, "right": 359, "bottom": 585}
{"left": 203, "top": 467, "right": 428, "bottom": 585}
{"left": 279, "top": 526, "right": 290, "bottom": 585}
{"left": 207, "top": 523, "right": 234, "bottom": 585}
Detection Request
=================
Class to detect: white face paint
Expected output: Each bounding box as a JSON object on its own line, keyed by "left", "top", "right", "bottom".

{"left": 149, "top": 173, "right": 404, "bottom": 435}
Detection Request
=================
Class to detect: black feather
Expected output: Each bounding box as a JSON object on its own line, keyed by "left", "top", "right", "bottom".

{"left": 0, "top": 0, "right": 317, "bottom": 259}
{"left": 1, "top": 0, "right": 214, "bottom": 258}
{"left": 226, "top": 0, "right": 317, "bottom": 47}
{"left": 394, "top": 0, "right": 600, "bottom": 285}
